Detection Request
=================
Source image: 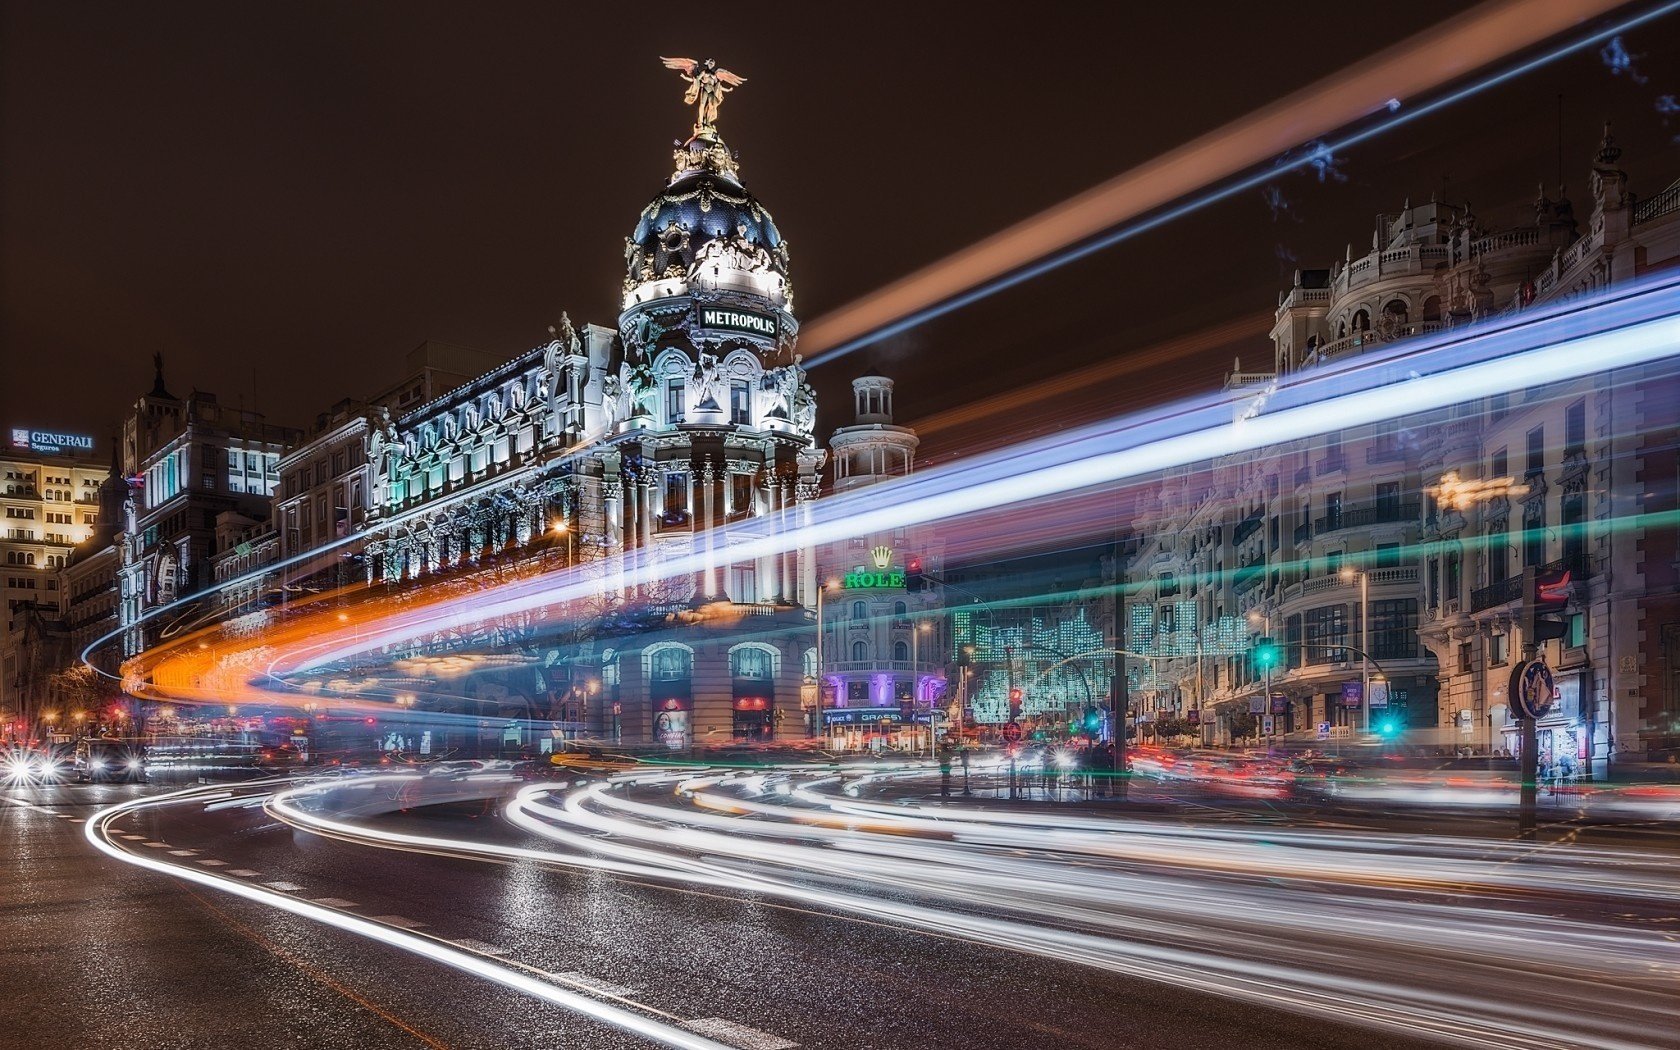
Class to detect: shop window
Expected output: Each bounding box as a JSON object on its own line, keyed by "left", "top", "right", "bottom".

{"left": 731, "top": 646, "right": 772, "bottom": 680}
{"left": 1489, "top": 633, "right": 1509, "bottom": 666}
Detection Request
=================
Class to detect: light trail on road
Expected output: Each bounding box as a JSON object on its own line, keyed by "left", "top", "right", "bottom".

{"left": 241, "top": 768, "right": 1680, "bottom": 1050}
{"left": 84, "top": 781, "right": 739, "bottom": 1050}
{"left": 113, "top": 271, "right": 1680, "bottom": 717}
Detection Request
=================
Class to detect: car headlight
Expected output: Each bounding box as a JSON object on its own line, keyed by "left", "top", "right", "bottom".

{"left": 126, "top": 760, "right": 143, "bottom": 770}
{"left": 89, "top": 759, "right": 105, "bottom": 770}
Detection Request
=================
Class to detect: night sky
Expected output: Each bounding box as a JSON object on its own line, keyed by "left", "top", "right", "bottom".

{"left": 5, "top": 2, "right": 1679, "bottom": 461}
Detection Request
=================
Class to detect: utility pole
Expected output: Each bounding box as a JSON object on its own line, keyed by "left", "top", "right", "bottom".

{"left": 1517, "top": 566, "right": 1539, "bottom": 839}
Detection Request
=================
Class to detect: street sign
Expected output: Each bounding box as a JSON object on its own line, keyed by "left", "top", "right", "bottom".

{"left": 1316, "top": 721, "right": 1331, "bottom": 741}
{"left": 1261, "top": 716, "right": 1275, "bottom": 735}
{"left": 1001, "top": 721, "right": 1023, "bottom": 743}
{"left": 1368, "top": 680, "right": 1390, "bottom": 708}
{"left": 1509, "top": 659, "right": 1557, "bottom": 720}
{"left": 1340, "top": 681, "right": 1363, "bottom": 709}
{"left": 1248, "top": 696, "right": 1266, "bottom": 714}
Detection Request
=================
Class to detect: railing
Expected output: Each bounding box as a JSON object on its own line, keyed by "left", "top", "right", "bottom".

{"left": 1634, "top": 181, "right": 1680, "bottom": 225}
{"left": 1233, "top": 510, "right": 1264, "bottom": 545}
{"left": 1293, "top": 522, "right": 1311, "bottom": 545}
{"left": 1469, "top": 557, "right": 1586, "bottom": 614}
{"left": 1366, "top": 442, "right": 1407, "bottom": 464}
{"left": 1468, "top": 227, "right": 1542, "bottom": 256}
{"left": 1316, "top": 454, "right": 1347, "bottom": 476}
{"left": 1224, "top": 371, "right": 1276, "bottom": 391}
{"left": 1314, "top": 501, "right": 1419, "bottom": 533}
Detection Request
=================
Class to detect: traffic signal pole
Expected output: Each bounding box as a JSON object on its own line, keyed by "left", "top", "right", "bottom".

{"left": 1518, "top": 567, "right": 1539, "bottom": 840}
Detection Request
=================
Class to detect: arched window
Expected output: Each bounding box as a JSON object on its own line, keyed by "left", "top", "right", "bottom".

{"left": 893, "top": 600, "right": 907, "bottom": 618}
{"left": 1421, "top": 295, "right": 1442, "bottom": 322}
{"left": 1337, "top": 321, "right": 1348, "bottom": 339}
{"left": 851, "top": 640, "right": 869, "bottom": 662}
{"left": 851, "top": 600, "right": 867, "bottom": 620}
{"left": 649, "top": 646, "right": 693, "bottom": 681}
{"left": 893, "top": 641, "right": 909, "bottom": 662}
{"left": 803, "top": 648, "right": 817, "bottom": 679}
{"left": 1382, "top": 299, "right": 1409, "bottom": 326}
{"left": 731, "top": 646, "right": 773, "bottom": 680}
{"left": 1352, "top": 309, "right": 1371, "bottom": 332}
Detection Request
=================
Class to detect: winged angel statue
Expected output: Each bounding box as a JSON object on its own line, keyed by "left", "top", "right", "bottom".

{"left": 660, "top": 57, "right": 746, "bottom": 131}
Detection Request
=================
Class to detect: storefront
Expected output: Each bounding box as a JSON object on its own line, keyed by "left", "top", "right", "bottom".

{"left": 822, "top": 705, "right": 934, "bottom": 753}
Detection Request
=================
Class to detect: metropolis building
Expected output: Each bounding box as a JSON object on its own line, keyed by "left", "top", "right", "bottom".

{"left": 230, "top": 64, "right": 911, "bottom": 749}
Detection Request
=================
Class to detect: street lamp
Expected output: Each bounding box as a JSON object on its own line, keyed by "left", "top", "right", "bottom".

{"left": 912, "top": 619, "right": 934, "bottom": 757}
{"left": 551, "top": 519, "right": 572, "bottom": 565}
{"left": 1341, "top": 565, "right": 1371, "bottom": 734}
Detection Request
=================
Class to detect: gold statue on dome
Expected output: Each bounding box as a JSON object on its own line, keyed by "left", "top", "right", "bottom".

{"left": 660, "top": 57, "right": 746, "bottom": 131}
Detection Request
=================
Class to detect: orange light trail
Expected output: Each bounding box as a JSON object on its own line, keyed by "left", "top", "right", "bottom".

{"left": 798, "top": 0, "right": 1633, "bottom": 361}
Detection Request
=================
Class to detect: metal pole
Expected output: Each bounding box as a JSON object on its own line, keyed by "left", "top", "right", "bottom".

{"left": 1360, "top": 571, "right": 1370, "bottom": 735}
{"left": 813, "top": 586, "right": 823, "bottom": 740}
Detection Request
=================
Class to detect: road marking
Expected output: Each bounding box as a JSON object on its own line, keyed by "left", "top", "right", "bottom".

{"left": 68, "top": 818, "right": 85, "bottom": 823}
{"left": 196, "top": 859, "right": 227, "bottom": 867}
{"left": 226, "top": 869, "right": 261, "bottom": 877}
{"left": 168, "top": 849, "right": 199, "bottom": 856}
{"left": 120, "top": 834, "right": 147, "bottom": 840}
{"left": 555, "top": 972, "right": 638, "bottom": 998}
{"left": 369, "top": 914, "right": 427, "bottom": 929}
{"left": 451, "top": 938, "right": 509, "bottom": 956}
{"left": 54, "top": 813, "right": 74, "bottom": 819}
{"left": 681, "top": 1019, "right": 798, "bottom": 1049}
{"left": 263, "top": 881, "right": 304, "bottom": 892}
{"left": 307, "top": 897, "right": 358, "bottom": 908}
{"left": 143, "top": 842, "right": 169, "bottom": 848}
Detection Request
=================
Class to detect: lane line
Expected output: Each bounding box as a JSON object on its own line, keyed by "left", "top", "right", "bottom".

{"left": 264, "top": 881, "right": 304, "bottom": 892}
{"left": 308, "top": 898, "right": 358, "bottom": 908}
{"left": 681, "top": 1018, "right": 799, "bottom": 1050}
{"left": 85, "top": 784, "right": 736, "bottom": 1050}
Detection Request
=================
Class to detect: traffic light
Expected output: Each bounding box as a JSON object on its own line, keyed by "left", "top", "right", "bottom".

{"left": 905, "top": 557, "right": 925, "bottom": 592}
{"left": 1253, "top": 637, "right": 1282, "bottom": 670}
{"left": 1008, "top": 688, "right": 1023, "bottom": 717}
{"left": 1376, "top": 718, "right": 1402, "bottom": 739}
{"left": 1523, "top": 566, "right": 1572, "bottom": 643}
{"left": 1082, "top": 707, "right": 1102, "bottom": 735}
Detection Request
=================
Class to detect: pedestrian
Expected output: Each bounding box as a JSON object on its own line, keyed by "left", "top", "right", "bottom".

{"left": 939, "top": 746, "right": 953, "bottom": 797}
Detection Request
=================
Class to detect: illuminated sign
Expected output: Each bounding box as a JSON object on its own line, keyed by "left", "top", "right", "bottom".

{"left": 10, "top": 428, "right": 94, "bottom": 455}
{"left": 843, "top": 566, "right": 904, "bottom": 590}
{"left": 870, "top": 545, "right": 893, "bottom": 569}
{"left": 698, "top": 306, "right": 778, "bottom": 338}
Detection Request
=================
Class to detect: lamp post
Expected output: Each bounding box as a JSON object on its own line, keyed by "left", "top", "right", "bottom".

{"left": 1342, "top": 566, "right": 1371, "bottom": 734}
{"left": 912, "top": 619, "right": 933, "bottom": 757}
{"left": 551, "top": 519, "right": 573, "bottom": 565}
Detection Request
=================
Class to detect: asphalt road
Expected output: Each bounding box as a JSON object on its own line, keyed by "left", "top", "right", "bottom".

{"left": 3, "top": 776, "right": 1456, "bottom": 1050}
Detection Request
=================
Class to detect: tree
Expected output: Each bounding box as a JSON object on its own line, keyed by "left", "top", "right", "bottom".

{"left": 1227, "top": 710, "right": 1259, "bottom": 740}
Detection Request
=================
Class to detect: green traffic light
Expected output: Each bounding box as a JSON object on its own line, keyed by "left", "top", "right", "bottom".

{"left": 1253, "top": 637, "right": 1281, "bottom": 669}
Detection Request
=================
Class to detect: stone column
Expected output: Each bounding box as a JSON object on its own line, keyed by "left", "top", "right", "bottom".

{"left": 700, "top": 458, "right": 719, "bottom": 600}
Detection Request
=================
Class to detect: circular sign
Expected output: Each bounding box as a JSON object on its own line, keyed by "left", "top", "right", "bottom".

{"left": 1001, "top": 721, "right": 1023, "bottom": 743}
{"left": 1508, "top": 659, "right": 1556, "bottom": 720}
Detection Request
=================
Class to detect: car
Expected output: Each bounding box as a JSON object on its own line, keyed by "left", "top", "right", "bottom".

{"left": 2, "top": 748, "right": 61, "bottom": 784}
{"left": 74, "top": 738, "right": 148, "bottom": 782}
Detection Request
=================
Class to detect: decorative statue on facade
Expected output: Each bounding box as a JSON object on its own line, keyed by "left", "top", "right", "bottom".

{"left": 602, "top": 374, "right": 627, "bottom": 423}
{"left": 660, "top": 57, "right": 746, "bottom": 132}
{"left": 625, "top": 358, "right": 659, "bottom": 417}
{"left": 693, "top": 352, "right": 724, "bottom": 409}
{"left": 793, "top": 375, "right": 817, "bottom": 433}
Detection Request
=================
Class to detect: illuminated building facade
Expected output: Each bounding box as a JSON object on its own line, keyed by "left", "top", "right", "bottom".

{"left": 313, "top": 69, "right": 873, "bottom": 749}
{"left": 1133, "top": 128, "right": 1680, "bottom": 770}
{"left": 941, "top": 553, "right": 1120, "bottom": 733}
{"left": 0, "top": 431, "right": 108, "bottom": 722}
{"left": 816, "top": 377, "right": 946, "bottom": 750}
{"left": 117, "top": 359, "right": 301, "bottom": 655}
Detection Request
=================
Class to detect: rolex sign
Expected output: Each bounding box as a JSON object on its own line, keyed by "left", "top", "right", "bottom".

{"left": 698, "top": 306, "right": 778, "bottom": 339}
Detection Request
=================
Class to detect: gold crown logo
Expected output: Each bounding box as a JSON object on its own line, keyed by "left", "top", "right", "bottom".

{"left": 870, "top": 545, "right": 893, "bottom": 570}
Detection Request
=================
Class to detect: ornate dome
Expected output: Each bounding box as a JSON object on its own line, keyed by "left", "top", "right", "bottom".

{"left": 623, "top": 132, "right": 791, "bottom": 296}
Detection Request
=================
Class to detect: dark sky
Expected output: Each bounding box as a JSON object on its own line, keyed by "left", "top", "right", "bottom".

{"left": 5, "top": 2, "right": 1679, "bottom": 458}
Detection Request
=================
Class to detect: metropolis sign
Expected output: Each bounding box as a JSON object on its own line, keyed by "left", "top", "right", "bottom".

{"left": 10, "top": 427, "right": 94, "bottom": 455}
{"left": 698, "top": 306, "right": 778, "bottom": 338}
